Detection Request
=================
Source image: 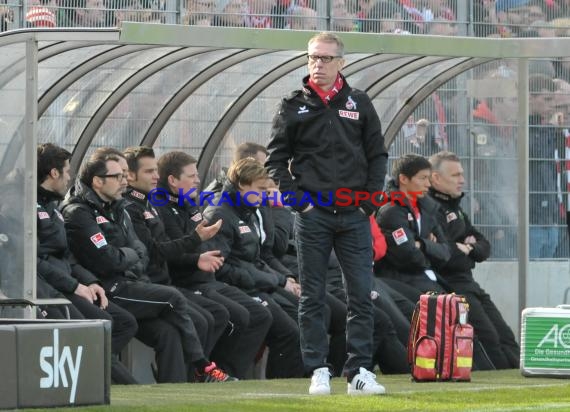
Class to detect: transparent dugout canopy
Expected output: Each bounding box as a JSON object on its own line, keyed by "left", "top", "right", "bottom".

{"left": 1, "top": 24, "right": 569, "bottom": 318}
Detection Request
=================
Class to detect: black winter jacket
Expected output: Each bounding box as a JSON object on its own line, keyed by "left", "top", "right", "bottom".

{"left": 203, "top": 171, "right": 296, "bottom": 267}
{"left": 266, "top": 74, "right": 388, "bottom": 214}
{"left": 375, "top": 180, "right": 451, "bottom": 280}
{"left": 152, "top": 188, "right": 216, "bottom": 286}
{"left": 37, "top": 186, "right": 99, "bottom": 294}
{"left": 124, "top": 187, "right": 203, "bottom": 286}
{"left": 258, "top": 206, "right": 295, "bottom": 279}
{"left": 428, "top": 188, "right": 490, "bottom": 285}
{"left": 203, "top": 182, "right": 287, "bottom": 293}
{"left": 60, "top": 182, "right": 149, "bottom": 291}
{"left": 267, "top": 205, "right": 295, "bottom": 259}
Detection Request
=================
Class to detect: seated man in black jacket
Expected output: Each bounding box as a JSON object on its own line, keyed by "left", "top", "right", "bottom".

{"left": 375, "top": 154, "right": 451, "bottom": 301}
{"left": 203, "top": 158, "right": 304, "bottom": 379}
{"left": 61, "top": 148, "right": 235, "bottom": 383}
{"left": 126, "top": 148, "right": 271, "bottom": 380}
{"left": 122, "top": 146, "right": 229, "bottom": 364}
{"left": 37, "top": 143, "right": 138, "bottom": 384}
{"left": 205, "top": 143, "right": 303, "bottom": 319}
{"left": 428, "top": 151, "right": 519, "bottom": 369}
{"left": 98, "top": 147, "right": 221, "bottom": 383}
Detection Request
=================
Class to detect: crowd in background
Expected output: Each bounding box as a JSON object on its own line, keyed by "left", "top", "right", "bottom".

{"left": 0, "top": 0, "right": 570, "bottom": 259}
{"left": 1, "top": 0, "right": 570, "bottom": 37}
{"left": 389, "top": 58, "right": 570, "bottom": 260}
{"left": 2, "top": 1, "right": 569, "bottom": 260}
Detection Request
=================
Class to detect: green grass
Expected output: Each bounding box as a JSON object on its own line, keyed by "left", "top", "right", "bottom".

{"left": 26, "top": 370, "right": 570, "bottom": 412}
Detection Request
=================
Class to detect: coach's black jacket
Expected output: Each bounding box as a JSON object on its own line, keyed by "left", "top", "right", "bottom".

{"left": 375, "top": 180, "right": 450, "bottom": 280}
{"left": 124, "top": 187, "right": 203, "bottom": 286}
{"left": 60, "top": 182, "right": 149, "bottom": 291}
{"left": 428, "top": 188, "right": 490, "bottom": 287}
{"left": 37, "top": 186, "right": 99, "bottom": 294}
{"left": 266, "top": 74, "right": 388, "bottom": 215}
{"left": 203, "top": 181, "right": 287, "bottom": 293}
{"left": 205, "top": 171, "right": 296, "bottom": 272}
{"left": 151, "top": 188, "right": 217, "bottom": 287}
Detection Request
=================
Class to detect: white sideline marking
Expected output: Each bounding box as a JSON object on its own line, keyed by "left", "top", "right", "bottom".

{"left": 468, "top": 403, "right": 570, "bottom": 412}
{"left": 241, "top": 383, "right": 567, "bottom": 398}
{"left": 242, "top": 393, "right": 303, "bottom": 398}
{"left": 398, "top": 382, "right": 568, "bottom": 394}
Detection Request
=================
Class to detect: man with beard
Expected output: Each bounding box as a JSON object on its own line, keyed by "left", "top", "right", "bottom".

{"left": 37, "top": 143, "right": 138, "bottom": 384}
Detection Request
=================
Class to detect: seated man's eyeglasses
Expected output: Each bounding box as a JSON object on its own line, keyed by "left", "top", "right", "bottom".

{"left": 307, "top": 55, "right": 341, "bottom": 63}
{"left": 98, "top": 173, "right": 128, "bottom": 181}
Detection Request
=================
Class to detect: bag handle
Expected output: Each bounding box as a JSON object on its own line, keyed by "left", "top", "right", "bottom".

{"left": 407, "top": 302, "right": 421, "bottom": 365}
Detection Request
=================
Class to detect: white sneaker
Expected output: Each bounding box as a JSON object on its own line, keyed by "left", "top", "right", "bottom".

{"left": 309, "top": 367, "right": 331, "bottom": 395}
{"left": 347, "top": 367, "right": 386, "bottom": 395}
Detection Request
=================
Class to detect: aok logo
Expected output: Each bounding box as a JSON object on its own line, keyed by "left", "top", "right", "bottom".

{"left": 39, "top": 329, "right": 83, "bottom": 404}
{"left": 537, "top": 324, "right": 570, "bottom": 349}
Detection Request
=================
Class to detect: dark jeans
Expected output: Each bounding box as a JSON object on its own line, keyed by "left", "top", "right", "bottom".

{"left": 327, "top": 268, "right": 407, "bottom": 375}
{"left": 295, "top": 207, "right": 374, "bottom": 378}
{"left": 325, "top": 292, "right": 348, "bottom": 377}
{"left": 275, "top": 281, "right": 348, "bottom": 378}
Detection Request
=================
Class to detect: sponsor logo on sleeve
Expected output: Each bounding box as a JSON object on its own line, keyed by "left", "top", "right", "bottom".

{"left": 131, "top": 190, "right": 145, "bottom": 200}
{"left": 392, "top": 227, "right": 408, "bottom": 245}
{"left": 238, "top": 225, "right": 251, "bottom": 234}
{"left": 95, "top": 216, "right": 109, "bottom": 224}
{"left": 38, "top": 211, "right": 50, "bottom": 220}
{"left": 143, "top": 211, "right": 155, "bottom": 220}
{"left": 446, "top": 212, "right": 458, "bottom": 223}
{"left": 90, "top": 232, "right": 107, "bottom": 249}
